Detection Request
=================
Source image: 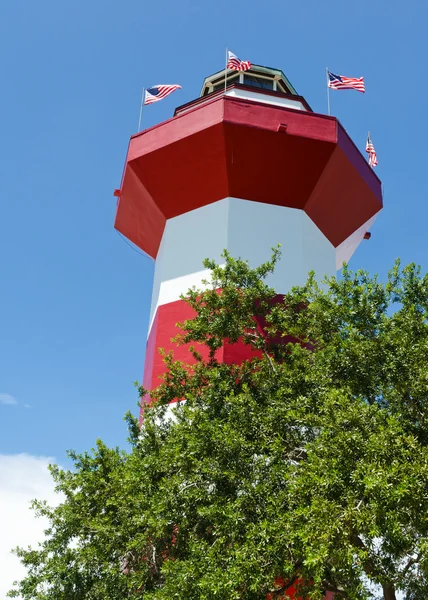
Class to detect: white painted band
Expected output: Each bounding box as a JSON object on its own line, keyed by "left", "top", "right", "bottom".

{"left": 225, "top": 88, "right": 307, "bottom": 111}
{"left": 148, "top": 198, "right": 339, "bottom": 334}
{"left": 335, "top": 214, "right": 378, "bottom": 269}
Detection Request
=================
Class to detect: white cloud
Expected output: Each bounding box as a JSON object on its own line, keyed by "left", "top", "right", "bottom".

{"left": 0, "top": 454, "right": 63, "bottom": 599}
{"left": 0, "top": 394, "right": 18, "bottom": 406}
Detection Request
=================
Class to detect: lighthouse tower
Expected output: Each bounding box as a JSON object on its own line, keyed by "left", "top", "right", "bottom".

{"left": 115, "top": 65, "right": 383, "bottom": 406}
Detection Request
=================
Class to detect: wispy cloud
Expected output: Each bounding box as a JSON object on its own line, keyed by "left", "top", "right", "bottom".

{"left": 0, "top": 394, "right": 18, "bottom": 406}
{"left": 0, "top": 454, "right": 63, "bottom": 599}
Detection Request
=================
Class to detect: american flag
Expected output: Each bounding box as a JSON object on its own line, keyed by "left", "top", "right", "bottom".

{"left": 366, "top": 133, "right": 378, "bottom": 168}
{"left": 327, "top": 71, "right": 365, "bottom": 93}
{"left": 227, "top": 50, "right": 251, "bottom": 72}
{"left": 144, "top": 84, "right": 182, "bottom": 105}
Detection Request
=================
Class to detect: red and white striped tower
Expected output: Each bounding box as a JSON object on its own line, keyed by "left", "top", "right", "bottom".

{"left": 115, "top": 64, "right": 383, "bottom": 413}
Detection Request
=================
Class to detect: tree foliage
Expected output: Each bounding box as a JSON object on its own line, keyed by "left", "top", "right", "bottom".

{"left": 9, "top": 250, "right": 428, "bottom": 600}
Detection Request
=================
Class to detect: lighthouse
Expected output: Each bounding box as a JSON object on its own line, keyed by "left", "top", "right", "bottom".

{"left": 114, "top": 64, "right": 383, "bottom": 409}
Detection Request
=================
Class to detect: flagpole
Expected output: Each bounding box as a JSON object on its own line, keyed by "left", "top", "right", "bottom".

{"left": 224, "top": 48, "right": 228, "bottom": 94}
{"left": 138, "top": 88, "right": 145, "bottom": 132}
{"left": 367, "top": 130, "right": 371, "bottom": 165}
{"left": 326, "top": 68, "right": 331, "bottom": 116}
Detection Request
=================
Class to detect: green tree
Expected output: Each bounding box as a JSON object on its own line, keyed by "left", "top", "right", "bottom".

{"left": 9, "top": 250, "right": 428, "bottom": 600}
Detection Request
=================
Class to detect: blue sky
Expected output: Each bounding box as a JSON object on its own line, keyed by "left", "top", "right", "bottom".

{"left": 1, "top": 0, "right": 427, "bottom": 467}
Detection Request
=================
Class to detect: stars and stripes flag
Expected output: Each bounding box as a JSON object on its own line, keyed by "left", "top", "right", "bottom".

{"left": 366, "top": 133, "right": 378, "bottom": 168}
{"left": 227, "top": 50, "right": 251, "bottom": 72}
{"left": 327, "top": 71, "right": 365, "bottom": 93}
{"left": 144, "top": 84, "right": 182, "bottom": 105}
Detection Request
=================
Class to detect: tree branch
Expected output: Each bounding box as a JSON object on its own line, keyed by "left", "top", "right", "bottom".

{"left": 382, "top": 582, "right": 396, "bottom": 600}
{"left": 350, "top": 532, "right": 379, "bottom": 578}
{"left": 401, "top": 552, "right": 421, "bottom": 577}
